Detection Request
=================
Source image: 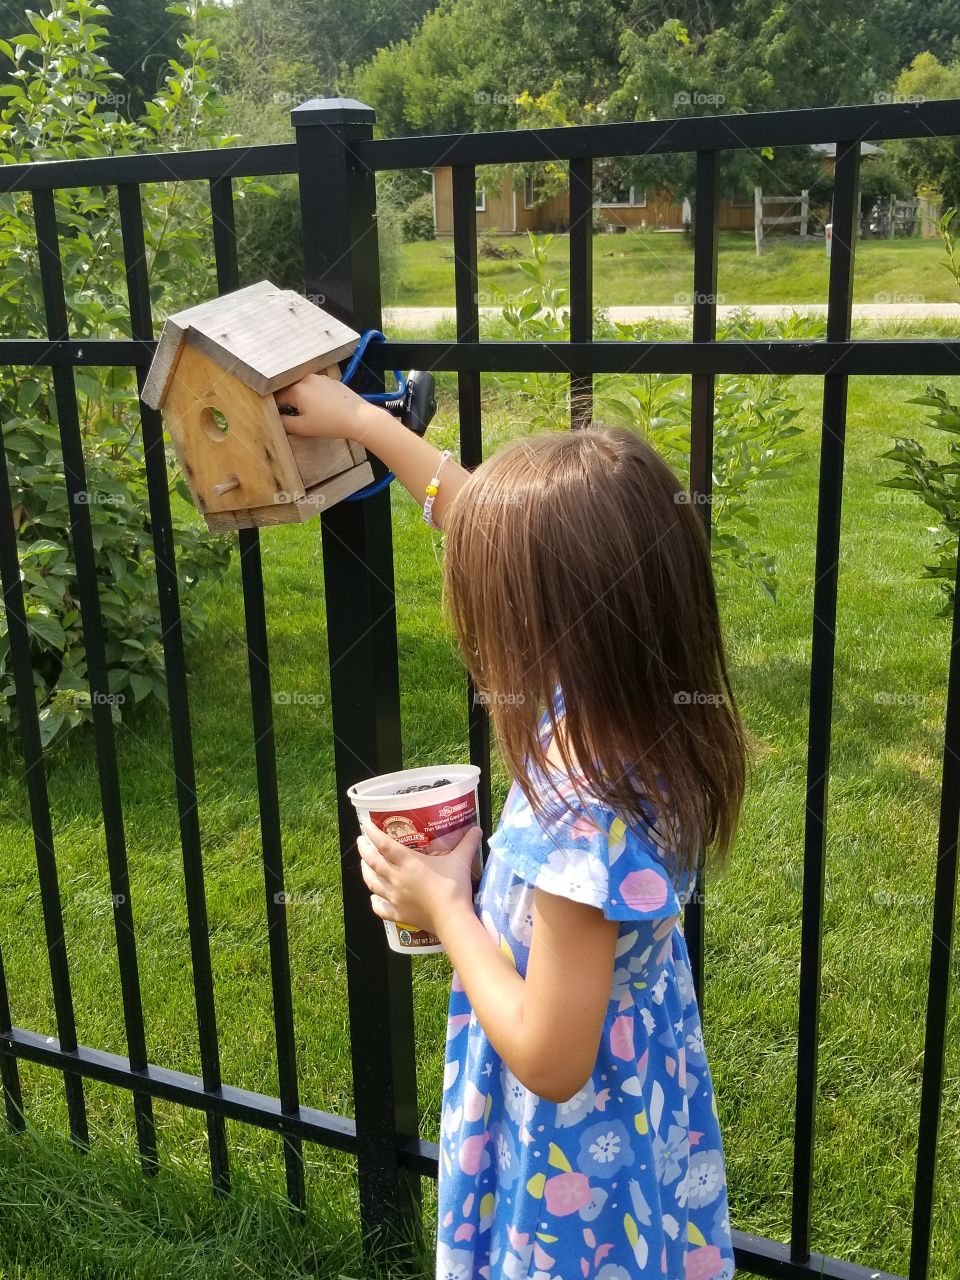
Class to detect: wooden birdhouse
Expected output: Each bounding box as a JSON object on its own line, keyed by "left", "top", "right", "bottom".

{"left": 141, "top": 281, "right": 374, "bottom": 530}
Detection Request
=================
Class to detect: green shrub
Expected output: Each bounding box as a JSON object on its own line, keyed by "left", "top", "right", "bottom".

{"left": 880, "top": 209, "right": 960, "bottom": 618}
{"left": 0, "top": 1, "right": 242, "bottom": 746}
{"left": 400, "top": 191, "right": 435, "bottom": 242}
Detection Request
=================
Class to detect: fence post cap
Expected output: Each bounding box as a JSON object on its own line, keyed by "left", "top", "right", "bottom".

{"left": 290, "top": 98, "right": 376, "bottom": 127}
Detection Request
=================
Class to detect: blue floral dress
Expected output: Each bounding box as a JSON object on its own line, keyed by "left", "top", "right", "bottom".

{"left": 436, "top": 708, "right": 736, "bottom": 1280}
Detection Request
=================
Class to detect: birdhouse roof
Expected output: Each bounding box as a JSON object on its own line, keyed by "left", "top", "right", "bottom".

{"left": 141, "top": 280, "right": 361, "bottom": 409}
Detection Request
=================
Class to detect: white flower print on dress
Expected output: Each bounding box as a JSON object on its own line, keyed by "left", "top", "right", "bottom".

{"left": 504, "top": 881, "right": 534, "bottom": 947}
{"left": 686, "top": 1023, "right": 705, "bottom": 1056}
{"left": 436, "top": 1243, "right": 474, "bottom": 1280}
{"left": 555, "top": 1078, "right": 597, "bottom": 1128}
{"left": 589, "top": 1128, "right": 622, "bottom": 1164}
{"left": 535, "top": 847, "right": 608, "bottom": 906}
{"left": 500, "top": 1062, "right": 537, "bottom": 1127}
{"left": 684, "top": 1149, "right": 725, "bottom": 1208}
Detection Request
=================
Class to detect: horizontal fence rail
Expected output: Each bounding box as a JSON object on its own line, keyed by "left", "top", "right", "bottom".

{"left": 0, "top": 95, "right": 958, "bottom": 1280}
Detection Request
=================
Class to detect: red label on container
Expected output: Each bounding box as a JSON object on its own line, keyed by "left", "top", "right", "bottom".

{"left": 368, "top": 793, "right": 477, "bottom": 853}
{"left": 366, "top": 789, "right": 480, "bottom": 948}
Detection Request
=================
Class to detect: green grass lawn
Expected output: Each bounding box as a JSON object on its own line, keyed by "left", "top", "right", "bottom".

{"left": 0, "top": 328, "right": 958, "bottom": 1278}
{"left": 388, "top": 231, "right": 958, "bottom": 310}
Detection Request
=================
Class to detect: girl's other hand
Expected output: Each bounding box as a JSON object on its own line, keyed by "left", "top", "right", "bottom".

{"left": 273, "top": 371, "right": 376, "bottom": 440}
{"left": 357, "top": 820, "right": 483, "bottom": 937}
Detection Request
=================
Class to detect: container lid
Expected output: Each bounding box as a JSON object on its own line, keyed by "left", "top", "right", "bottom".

{"left": 347, "top": 764, "right": 480, "bottom": 810}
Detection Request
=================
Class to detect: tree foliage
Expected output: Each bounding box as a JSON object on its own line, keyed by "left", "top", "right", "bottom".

{"left": 0, "top": 1, "right": 243, "bottom": 745}
{"left": 0, "top": 0, "right": 186, "bottom": 114}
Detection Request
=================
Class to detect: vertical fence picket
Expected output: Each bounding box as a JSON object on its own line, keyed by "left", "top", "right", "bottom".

{"left": 32, "top": 187, "right": 157, "bottom": 1170}
{"left": 205, "top": 174, "right": 306, "bottom": 1207}
{"left": 909, "top": 536, "right": 960, "bottom": 1279}
{"left": 451, "top": 163, "right": 493, "bottom": 839}
{"left": 290, "top": 97, "right": 421, "bottom": 1248}
{"left": 0, "top": 430, "right": 85, "bottom": 1144}
{"left": 685, "top": 149, "right": 720, "bottom": 1007}
{"left": 568, "top": 155, "right": 593, "bottom": 431}
{"left": 0, "top": 947, "right": 24, "bottom": 1131}
{"left": 117, "top": 182, "right": 231, "bottom": 1195}
{"left": 791, "top": 139, "right": 861, "bottom": 1264}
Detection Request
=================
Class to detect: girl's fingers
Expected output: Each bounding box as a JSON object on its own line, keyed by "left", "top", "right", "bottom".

{"left": 360, "top": 821, "right": 402, "bottom": 863}
{"left": 359, "top": 857, "right": 390, "bottom": 899}
{"left": 357, "top": 834, "right": 393, "bottom": 879}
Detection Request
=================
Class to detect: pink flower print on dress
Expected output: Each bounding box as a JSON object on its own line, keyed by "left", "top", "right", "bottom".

{"left": 685, "top": 1244, "right": 725, "bottom": 1279}
{"left": 543, "top": 1171, "right": 593, "bottom": 1216}
{"left": 458, "top": 1130, "right": 489, "bottom": 1174}
{"left": 619, "top": 867, "right": 669, "bottom": 913}
{"left": 610, "top": 1014, "right": 634, "bottom": 1060}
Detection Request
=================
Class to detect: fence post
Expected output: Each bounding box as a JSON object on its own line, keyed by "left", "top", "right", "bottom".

{"left": 754, "top": 185, "right": 763, "bottom": 256}
{"left": 290, "top": 98, "right": 422, "bottom": 1254}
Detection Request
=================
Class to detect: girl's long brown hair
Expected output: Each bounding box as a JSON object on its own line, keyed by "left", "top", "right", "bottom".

{"left": 441, "top": 424, "right": 750, "bottom": 880}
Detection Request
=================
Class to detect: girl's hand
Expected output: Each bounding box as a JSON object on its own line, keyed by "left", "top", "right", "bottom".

{"left": 357, "top": 820, "right": 483, "bottom": 937}
{"left": 273, "top": 371, "right": 379, "bottom": 440}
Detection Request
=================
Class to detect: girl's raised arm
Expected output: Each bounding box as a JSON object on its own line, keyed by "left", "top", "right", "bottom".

{"left": 273, "top": 372, "right": 468, "bottom": 529}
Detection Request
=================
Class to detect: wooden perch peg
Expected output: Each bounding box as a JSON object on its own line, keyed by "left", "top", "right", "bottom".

{"left": 211, "top": 475, "right": 241, "bottom": 497}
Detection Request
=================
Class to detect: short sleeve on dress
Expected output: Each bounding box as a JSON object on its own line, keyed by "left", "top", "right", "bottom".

{"left": 487, "top": 789, "right": 684, "bottom": 922}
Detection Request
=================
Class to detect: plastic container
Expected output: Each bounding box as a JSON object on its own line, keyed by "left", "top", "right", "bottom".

{"left": 347, "top": 764, "right": 482, "bottom": 955}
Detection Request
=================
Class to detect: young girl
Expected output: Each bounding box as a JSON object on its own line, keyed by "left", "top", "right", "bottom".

{"left": 276, "top": 371, "right": 748, "bottom": 1280}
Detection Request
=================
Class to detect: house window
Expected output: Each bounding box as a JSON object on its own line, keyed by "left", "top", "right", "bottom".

{"left": 594, "top": 159, "right": 646, "bottom": 207}
{"left": 596, "top": 184, "right": 646, "bottom": 207}
{"left": 476, "top": 184, "right": 486, "bottom": 212}
{"left": 523, "top": 174, "right": 535, "bottom": 208}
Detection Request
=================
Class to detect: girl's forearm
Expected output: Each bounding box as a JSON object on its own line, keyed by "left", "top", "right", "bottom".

{"left": 352, "top": 403, "right": 469, "bottom": 530}
{"left": 437, "top": 900, "right": 542, "bottom": 1094}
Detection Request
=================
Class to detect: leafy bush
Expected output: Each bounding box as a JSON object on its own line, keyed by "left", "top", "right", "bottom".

{"left": 880, "top": 209, "right": 960, "bottom": 618}
{"left": 881, "top": 383, "right": 960, "bottom": 618}
{"left": 0, "top": 1, "right": 242, "bottom": 746}
{"left": 400, "top": 191, "right": 435, "bottom": 242}
{"left": 490, "top": 233, "right": 809, "bottom": 600}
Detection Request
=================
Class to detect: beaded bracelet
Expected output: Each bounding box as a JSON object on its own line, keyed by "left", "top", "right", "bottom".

{"left": 422, "top": 449, "right": 453, "bottom": 528}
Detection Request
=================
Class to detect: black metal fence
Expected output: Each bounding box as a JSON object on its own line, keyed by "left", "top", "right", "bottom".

{"left": 1, "top": 97, "right": 959, "bottom": 1280}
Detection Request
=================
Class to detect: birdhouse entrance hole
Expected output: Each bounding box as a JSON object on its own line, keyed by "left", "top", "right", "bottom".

{"left": 202, "top": 406, "right": 229, "bottom": 441}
